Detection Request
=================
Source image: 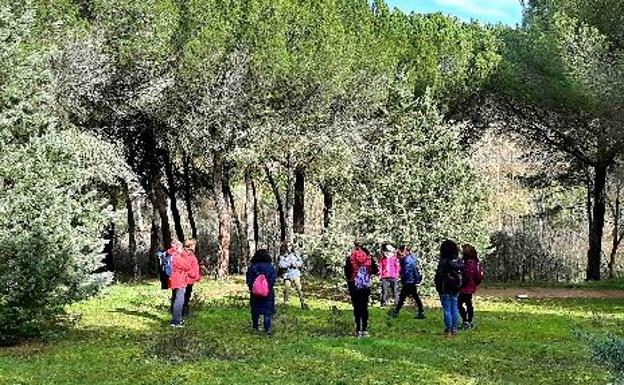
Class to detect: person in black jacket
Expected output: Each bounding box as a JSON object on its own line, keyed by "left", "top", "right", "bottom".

{"left": 434, "top": 240, "right": 464, "bottom": 336}
{"left": 344, "top": 244, "right": 379, "bottom": 338}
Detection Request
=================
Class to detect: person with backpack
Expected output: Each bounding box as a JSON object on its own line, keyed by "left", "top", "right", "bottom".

{"left": 390, "top": 245, "right": 425, "bottom": 319}
{"left": 167, "top": 240, "right": 191, "bottom": 328}
{"left": 434, "top": 239, "right": 464, "bottom": 336}
{"left": 278, "top": 243, "right": 307, "bottom": 309}
{"left": 345, "top": 243, "right": 378, "bottom": 338}
{"left": 458, "top": 244, "right": 484, "bottom": 330}
{"left": 182, "top": 238, "right": 201, "bottom": 317}
{"left": 378, "top": 244, "right": 400, "bottom": 308}
{"left": 246, "top": 249, "right": 277, "bottom": 335}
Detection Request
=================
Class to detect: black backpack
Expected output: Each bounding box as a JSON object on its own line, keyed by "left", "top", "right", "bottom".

{"left": 443, "top": 261, "right": 463, "bottom": 293}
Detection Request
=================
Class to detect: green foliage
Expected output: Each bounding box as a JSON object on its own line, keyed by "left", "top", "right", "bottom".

{"left": 584, "top": 333, "right": 624, "bottom": 384}
{"left": 0, "top": 0, "right": 131, "bottom": 345}
{"left": 352, "top": 88, "right": 489, "bottom": 262}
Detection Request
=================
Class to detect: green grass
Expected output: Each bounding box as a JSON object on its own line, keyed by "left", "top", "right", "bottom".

{"left": 1, "top": 278, "right": 623, "bottom": 385}
{"left": 483, "top": 277, "right": 624, "bottom": 291}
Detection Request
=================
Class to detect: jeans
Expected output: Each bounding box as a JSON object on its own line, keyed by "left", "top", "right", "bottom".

{"left": 171, "top": 286, "right": 187, "bottom": 325}
{"left": 284, "top": 277, "right": 305, "bottom": 305}
{"left": 183, "top": 284, "right": 193, "bottom": 316}
{"left": 380, "top": 278, "right": 399, "bottom": 306}
{"left": 458, "top": 293, "right": 474, "bottom": 323}
{"left": 440, "top": 294, "right": 459, "bottom": 331}
{"left": 394, "top": 284, "right": 424, "bottom": 315}
{"left": 349, "top": 285, "right": 371, "bottom": 332}
{"left": 252, "top": 311, "right": 272, "bottom": 332}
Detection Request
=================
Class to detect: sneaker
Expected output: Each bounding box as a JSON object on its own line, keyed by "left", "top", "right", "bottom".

{"left": 459, "top": 322, "right": 468, "bottom": 330}
{"left": 468, "top": 322, "right": 475, "bottom": 329}
{"left": 443, "top": 329, "right": 451, "bottom": 337}
{"left": 265, "top": 329, "right": 273, "bottom": 337}
{"left": 389, "top": 310, "right": 398, "bottom": 318}
{"left": 301, "top": 303, "right": 309, "bottom": 310}
{"left": 360, "top": 331, "right": 369, "bottom": 338}
{"left": 451, "top": 329, "right": 458, "bottom": 336}
{"left": 170, "top": 323, "right": 185, "bottom": 328}
{"left": 415, "top": 312, "right": 426, "bottom": 320}
{"left": 354, "top": 330, "right": 361, "bottom": 338}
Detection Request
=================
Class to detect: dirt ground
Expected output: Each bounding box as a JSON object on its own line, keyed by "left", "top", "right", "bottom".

{"left": 479, "top": 287, "right": 624, "bottom": 299}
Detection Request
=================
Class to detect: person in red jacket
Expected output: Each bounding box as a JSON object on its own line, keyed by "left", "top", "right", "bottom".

{"left": 344, "top": 243, "right": 378, "bottom": 338}
{"left": 458, "top": 244, "right": 484, "bottom": 330}
{"left": 182, "top": 238, "right": 201, "bottom": 317}
{"left": 168, "top": 240, "right": 191, "bottom": 327}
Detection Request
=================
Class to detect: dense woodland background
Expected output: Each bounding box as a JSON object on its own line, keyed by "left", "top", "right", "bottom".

{"left": 2, "top": 0, "right": 624, "bottom": 341}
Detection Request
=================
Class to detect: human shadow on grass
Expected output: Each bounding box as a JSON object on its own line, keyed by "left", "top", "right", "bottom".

{"left": 112, "top": 307, "right": 164, "bottom": 323}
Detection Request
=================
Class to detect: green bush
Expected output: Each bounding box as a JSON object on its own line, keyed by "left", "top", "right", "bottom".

{"left": 585, "top": 334, "right": 624, "bottom": 384}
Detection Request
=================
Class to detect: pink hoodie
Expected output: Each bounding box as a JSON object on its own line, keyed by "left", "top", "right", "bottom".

{"left": 379, "top": 253, "right": 400, "bottom": 279}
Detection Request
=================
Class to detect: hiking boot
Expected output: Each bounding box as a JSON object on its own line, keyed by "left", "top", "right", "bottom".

{"left": 415, "top": 312, "right": 426, "bottom": 320}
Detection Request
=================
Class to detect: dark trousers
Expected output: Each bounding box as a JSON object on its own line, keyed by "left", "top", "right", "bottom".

{"left": 183, "top": 284, "right": 193, "bottom": 316}
{"left": 458, "top": 293, "right": 474, "bottom": 323}
{"left": 380, "top": 278, "right": 399, "bottom": 306}
{"left": 349, "top": 286, "right": 371, "bottom": 332}
{"left": 170, "top": 286, "right": 186, "bottom": 325}
{"left": 252, "top": 311, "right": 272, "bottom": 331}
{"left": 394, "top": 284, "right": 424, "bottom": 314}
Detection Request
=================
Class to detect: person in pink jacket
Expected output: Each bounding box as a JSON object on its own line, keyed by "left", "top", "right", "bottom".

{"left": 182, "top": 238, "right": 201, "bottom": 317}
{"left": 167, "top": 240, "right": 191, "bottom": 327}
{"left": 379, "top": 244, "right": 400, "bottom": 308}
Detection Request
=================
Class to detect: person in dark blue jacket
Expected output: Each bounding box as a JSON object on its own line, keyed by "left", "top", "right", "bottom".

{"left": 246, "top": 249, "right": 277, "bottom": 335}
{"left": 390, "top": 245, "right": 425, "bottom": 319}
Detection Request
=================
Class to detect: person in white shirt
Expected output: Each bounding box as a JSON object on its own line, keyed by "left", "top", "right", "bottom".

{"left": 278, "top": 243, "right": 307, "bottom": 309}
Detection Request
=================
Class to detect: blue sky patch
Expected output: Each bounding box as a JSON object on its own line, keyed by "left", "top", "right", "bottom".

{"left": 384, "top": 0, "right": 523, "bottom": 26}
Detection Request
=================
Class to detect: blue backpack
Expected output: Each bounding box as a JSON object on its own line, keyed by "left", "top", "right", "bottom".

{"left": 157, "top": 249, "right": 172, "bottom": 290}
{"left": 354, "top": 266, "right": 371, "bottom": 290}
{"left": 403, "top": 254, "right": 423, "bottom": 285}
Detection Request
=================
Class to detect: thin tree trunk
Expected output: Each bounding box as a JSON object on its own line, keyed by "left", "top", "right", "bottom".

{"left": 609, "top": 186, "right": 621, "bottom": 279}
{"left": 321, "top": 184, "right": 334, "bottom": 231}
{"left": 587, "top": 163, "right": 608, "bottom": 281}
{"left": 252, "top": 177, "right": 259, "bottom": 246}
{"left": 148, "top": 201, "right": 161, "bottom": 276}
{"left": 213, "top": 153, "right": 231, "bottom": 280}
{"left": 183, "top": 152, "right": 198, "bottom": 239}
{"left": 154, "top": 179, "right": 173, "bottom": 248}
{"left": 104, "top": 188, "right": 117, "bottom": 271}
{"left": 224, "top": 172, "right": 245, "bottom": 273}
{"left": 163, "top": 150, "right": 185, "bottom": 242}
{"left": 244, "top": 169, "right": 257, "bottom": 270}
{"left": 122, "top": 180, "right": 138, "bottom": 279}
{"left": 293, "top": 166, "right": 305, "bottom": 234}
{"left": 265, "top": 166, "right": 286, "bottom": 243}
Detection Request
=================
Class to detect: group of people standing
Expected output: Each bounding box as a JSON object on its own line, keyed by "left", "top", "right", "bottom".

{"left": 243, "top": 239, "right": 483, "bottom": 337}
{"left": 345, "top": 239, "right": 484, "bottom": 337}
{"left": 162, "top": 239, "right": 202, "bottom": 327}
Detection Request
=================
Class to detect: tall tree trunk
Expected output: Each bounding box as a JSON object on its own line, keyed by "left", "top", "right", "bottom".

{"left": 321, "top": 184, "right": 334, "bottom": 231}
{"left": 285, "top": 166, "right": 294, "bottom": 243}
{"left": 587, "top": 163, "right": 608, "bottom": 281}
{"left": 224, "top": 172, "right": 245, "bottom": 273}
{"left": 293, "top": 166, "right": 305, "bottom": 234}
{"left": 103, "top": 188, "right": 117, "bottom": 271}
{"left": 163, "top": 150, "right": 185, "bottom": 242}
{"left": 183, "top": 152, "right": 198, "bottom": 239}
{"left": 122, "top": 180, "right": 138, "bottom": 279}
{"left": 265, "top": 166, "right": 286, "bottom": 243}
{"left": 154, "top": 179, "right": 173, "bottom": 249}
{"left": 148, "top": 202, "right": 161, "bottom": 276}
{"left": 253, "top": 179, "right": 259, "bottom": 247}
{"left": 244, "top": 169, "right": 257, "bottom": 270}
{"left": 608, "top": 186, "right": 621, "bottom": 279}
{"left": 213, "top": 153, "right": 231, "bottom": 280}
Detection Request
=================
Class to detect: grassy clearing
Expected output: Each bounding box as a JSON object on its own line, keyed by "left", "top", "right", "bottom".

{"left": 1, "top": 278, "right": 623, "bottom": 385}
